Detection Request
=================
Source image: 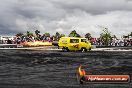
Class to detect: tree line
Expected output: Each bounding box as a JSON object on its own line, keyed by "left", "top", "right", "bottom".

{"left": 16, "top": 29, "right": 132, "bottom": 46}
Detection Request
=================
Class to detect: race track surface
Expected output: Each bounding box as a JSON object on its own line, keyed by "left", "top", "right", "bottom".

{"left": 0, "top": 50, "right": 132, "bottom": 88}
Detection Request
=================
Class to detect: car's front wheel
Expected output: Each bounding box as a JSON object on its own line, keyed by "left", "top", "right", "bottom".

{"left": 81, "top": 47, "right": 87, "bottom": 52}
{"left": 88, "top": 47, "right": 91, "bottom": 51}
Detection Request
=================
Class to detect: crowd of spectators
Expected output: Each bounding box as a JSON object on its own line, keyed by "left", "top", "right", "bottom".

{"left": 89, "top": 38, "right": 132, "bottom": 46}
{"left": 0, "top": 35, "right": 132, "bottom": 47}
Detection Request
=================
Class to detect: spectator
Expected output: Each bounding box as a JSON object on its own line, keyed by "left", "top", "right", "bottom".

{"left": 7, "top": 39, "right": 12, "bottom": 44}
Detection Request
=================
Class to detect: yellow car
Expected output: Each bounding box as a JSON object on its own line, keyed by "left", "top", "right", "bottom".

{"left": 58, "top": 37, "right": 91, "bottom": 52}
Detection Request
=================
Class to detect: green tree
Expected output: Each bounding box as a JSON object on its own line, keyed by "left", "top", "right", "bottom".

{"left": 54, "top": 32, "right": 60, "bottom": 41}
{"left": 55, "top": 32, "right": 60, "bottom": 36}
{"left": 16, "top": 32, "right": 24, "bottom": 37}
{"left": 35, "top": 30, "right": 41, "bottom": 40}
{"left": 60, "top": 34, "right": 65, "bottom": 37}
{"left": 43, "top": 32, "right": 50, "bottom": 37}
{"left": 35, "top": 30, "right": 40, "bottom": 36}
{"left": 129, "top": 32, "right": 132, "bottom": 37}
{"left": 26, "top": 31, "right": 34, "bottom": 37}
{"left": 100, "top": 28, "right": 111, "bottom": 46}
{"left": 68, "top": 30, "right": 81, "bottom": 37}
{"left": 85, "top": 33, "right": 92, "bottom": 40}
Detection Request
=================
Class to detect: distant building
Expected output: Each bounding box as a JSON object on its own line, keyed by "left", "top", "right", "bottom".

{"left": 0, "top": 36, "right": 16, "bottom": 40}
{"left": 0, "top": 36, "right": 16, "bottom": 44}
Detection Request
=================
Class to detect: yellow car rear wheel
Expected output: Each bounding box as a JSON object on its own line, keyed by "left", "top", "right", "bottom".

{"left": 62, "top": 47, "right": 69, "bottom": 52}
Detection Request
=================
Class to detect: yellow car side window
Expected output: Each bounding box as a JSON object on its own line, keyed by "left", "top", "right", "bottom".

{"left": 70, "top": 39, "right": 79, "bottom": 43}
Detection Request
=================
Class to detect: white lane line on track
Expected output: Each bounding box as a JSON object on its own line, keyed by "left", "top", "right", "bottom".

{"left": 92, "top": 48, "right": 132, "bottom": 51}
{"left": 0, "top": 48, "right": 132, "bottom": 51}
{"left": 0, "top": 48, "right": 61, "bottom": 51}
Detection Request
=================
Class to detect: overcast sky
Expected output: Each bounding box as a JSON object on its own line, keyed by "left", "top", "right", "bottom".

{"left": 0, "top": 0, "right": 132, "bottom": 37}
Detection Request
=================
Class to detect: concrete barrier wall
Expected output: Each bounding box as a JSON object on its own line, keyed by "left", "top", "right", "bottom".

{"left": 0, "top": 44, "right": 19, "bottom": 48}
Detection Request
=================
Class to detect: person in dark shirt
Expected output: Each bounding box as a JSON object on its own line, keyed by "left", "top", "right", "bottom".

{"left": 7, "top": 39, "right": 12, "bottom": 44}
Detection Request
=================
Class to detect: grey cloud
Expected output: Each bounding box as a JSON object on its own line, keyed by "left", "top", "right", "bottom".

{"left": 0, "top": 0, "right": 132, "bottom": 37}
{"left": 52, "top": 0, "right": 132, "bottom": 14}
{"left": 14, "top": 0, "right": 66, "bottom": 20}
